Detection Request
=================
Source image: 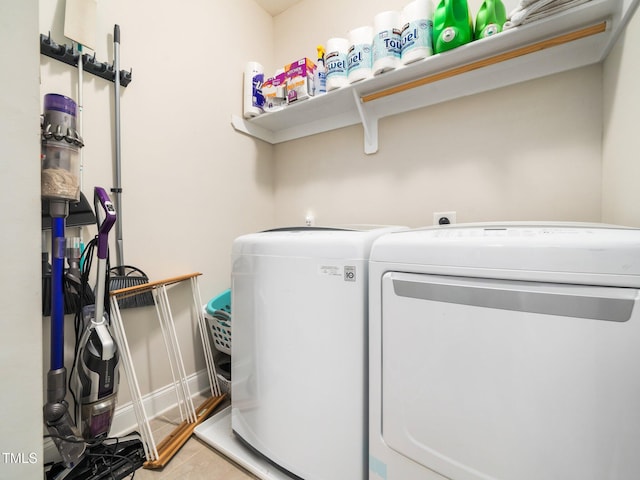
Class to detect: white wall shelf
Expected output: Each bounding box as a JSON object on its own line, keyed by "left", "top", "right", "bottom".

{"left": 232, "top": 0, "right": 638, "bottom": 154}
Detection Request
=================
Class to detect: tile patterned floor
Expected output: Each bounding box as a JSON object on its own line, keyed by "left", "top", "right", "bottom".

{"left": 132, "top": 395, "right": 257, "bottom": 480}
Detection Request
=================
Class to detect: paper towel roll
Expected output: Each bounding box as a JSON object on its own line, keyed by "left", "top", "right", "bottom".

{"left": 326, "top": 37, "right": 349, "bottom": 91}
{"left": 401, "top": 0, "right": 434, "bottom": 65}
{"left": 243, "top": 61, "right": 264, "bottom": 119}
{"left": 347, "top": 26, "right": 373, "bottom": 84}
{"left": 373, "top": 11, "right": 401, "bottom": 75}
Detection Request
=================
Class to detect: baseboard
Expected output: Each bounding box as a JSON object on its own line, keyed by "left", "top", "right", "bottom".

{"left": 44, "top": 368, "right": 212, "bottom": 464}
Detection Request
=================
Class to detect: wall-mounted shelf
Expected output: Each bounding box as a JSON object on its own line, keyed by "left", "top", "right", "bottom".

{"left": 232, "top": 0, "right": 638, "bottom": 154}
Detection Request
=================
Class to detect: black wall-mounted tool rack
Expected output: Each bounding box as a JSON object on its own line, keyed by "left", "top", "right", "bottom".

{"left": 40, "top": 33, "right": 132, "bottom": 87}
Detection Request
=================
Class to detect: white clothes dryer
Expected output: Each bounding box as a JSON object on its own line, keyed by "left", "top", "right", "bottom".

{"left": 231, "top": 225, "right": 406, "bottom": 480}
{"left": 368, "top": 223, "right": 640, "bottom": 480}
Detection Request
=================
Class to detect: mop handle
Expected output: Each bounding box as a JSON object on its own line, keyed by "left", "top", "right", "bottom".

{"left": 113, "top": 24, "right": 124, "bottom": 270}
{"left": 78, "top": 43, "right": 84, "bottom": 191}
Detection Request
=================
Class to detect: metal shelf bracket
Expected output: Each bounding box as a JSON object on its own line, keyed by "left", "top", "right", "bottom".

{"left": 353, "top": 89, "right": 378, "bottom": 155}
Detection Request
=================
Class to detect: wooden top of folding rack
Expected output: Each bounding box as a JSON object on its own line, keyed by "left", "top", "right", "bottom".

{"left": 109, "top": 272, "right": 202, "bottom": 299}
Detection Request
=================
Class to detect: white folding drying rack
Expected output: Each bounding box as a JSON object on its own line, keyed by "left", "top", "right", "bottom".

{"left": 109, "top": 272, "right": 224, "bottom": 468}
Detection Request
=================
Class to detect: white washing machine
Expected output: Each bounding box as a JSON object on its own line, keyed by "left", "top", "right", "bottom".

{"left": 231, "top": 225, "right": 406, "bottom": 480}
{"left": 368, "top": 223, "right": 640, "bottom": 480}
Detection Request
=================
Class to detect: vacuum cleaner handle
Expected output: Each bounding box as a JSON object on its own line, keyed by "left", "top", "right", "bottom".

{"left": 94, "top": 187, "right": 116, "bottom": 260}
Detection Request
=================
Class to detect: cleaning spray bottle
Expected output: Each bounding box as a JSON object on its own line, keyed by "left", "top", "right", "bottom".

{"left": 432, "top": 0, "right": 474, "bottom": 54}
{"left": 474, "top": 0, "right": 507, "bottom": 39}
{"left": 314, "top": 45, "right": 327, "bottom": 96}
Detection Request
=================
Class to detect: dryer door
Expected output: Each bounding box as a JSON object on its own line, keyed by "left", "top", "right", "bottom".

{"left": 381, "top": 272, "right": 640, "bottom": 480}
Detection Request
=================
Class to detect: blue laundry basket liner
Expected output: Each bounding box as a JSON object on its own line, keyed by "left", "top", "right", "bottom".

{"left": 203, "top": 289, "right": 231, "bottom": 355}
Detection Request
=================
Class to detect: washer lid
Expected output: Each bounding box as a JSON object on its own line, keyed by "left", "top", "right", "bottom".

{"left": 232, "top": 225, "right": 407, "bottom": 259}
{"left": 370, "top": 222, "right": 640, "bottom": 279}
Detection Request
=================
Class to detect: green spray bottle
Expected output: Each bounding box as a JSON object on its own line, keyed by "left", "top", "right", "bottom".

{"left": 433, "top": 0, "right": 474, "bottom": 54}
{"left": 474, "top": 0, "right": 507, "bottom": 39}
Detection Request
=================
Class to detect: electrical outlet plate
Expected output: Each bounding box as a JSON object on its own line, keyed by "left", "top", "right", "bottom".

{"left": 433, "top": 211, "right": 456, "bottom": 225}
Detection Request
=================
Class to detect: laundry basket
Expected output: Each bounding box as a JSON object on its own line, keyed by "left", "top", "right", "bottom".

{"left": 204, "top": 289, "right": 231, "bottom": 355}
{"left": 216, "top": 355, "right": 231, "bottom": 395}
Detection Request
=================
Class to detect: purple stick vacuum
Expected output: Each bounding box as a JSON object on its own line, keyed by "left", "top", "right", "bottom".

{"left": 75, "top": 187, "right": 119, "bottom": 439}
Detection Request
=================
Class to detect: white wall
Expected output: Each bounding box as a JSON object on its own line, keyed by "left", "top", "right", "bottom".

{"left": 2, "top": 1, "right": 638, "bottom": 477}
{"left": 271, "top": 0, "right": 603, "bottom": 228}
{"left": 602, "top": 4, "right": 640, "bottom": 226}
{"left": 37, "top": 0, "right": 276, "bottom": 406}
{"left": 0, "top": 2, "right": 44, "bottom": 479}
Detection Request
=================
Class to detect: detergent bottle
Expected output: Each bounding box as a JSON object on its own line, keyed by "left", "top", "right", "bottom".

{"left": 432, "top": 0, "right": 474, "bottom": 54}
{"left": 474, "top": 0, "right": 507, "bottom": 39}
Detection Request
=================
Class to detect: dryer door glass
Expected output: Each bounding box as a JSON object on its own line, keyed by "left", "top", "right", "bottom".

{"left": 381, "top": 272, "right": 640, "bottom": 480}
